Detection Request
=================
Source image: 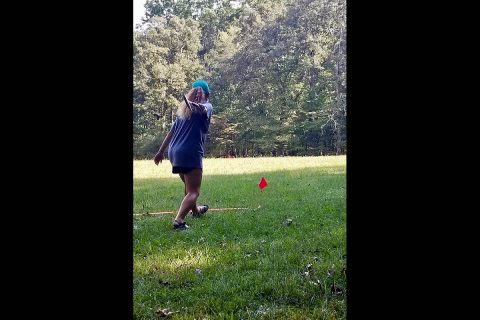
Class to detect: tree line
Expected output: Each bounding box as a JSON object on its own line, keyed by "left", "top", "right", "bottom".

{"left": 133, "top": 0, "right": 346, "bottom": 158}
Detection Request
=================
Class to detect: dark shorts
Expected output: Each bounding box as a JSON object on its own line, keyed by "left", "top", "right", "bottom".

{"left": 172, "top": 166, "right": 202, "bottom": 174}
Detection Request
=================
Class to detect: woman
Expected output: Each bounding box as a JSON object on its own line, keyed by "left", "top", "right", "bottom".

{"left": 154, "top": 80, "right": 213, "bottom": 230}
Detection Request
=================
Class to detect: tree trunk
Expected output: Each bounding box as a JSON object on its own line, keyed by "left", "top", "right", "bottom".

{"left": 334, "top": 20, "right": 344, "bottom": 156}
{"left": 335, "top": 124, "right": 342, "bottom": 155}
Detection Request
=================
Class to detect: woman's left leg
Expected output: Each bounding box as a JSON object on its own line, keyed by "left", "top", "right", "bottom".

{"left": 174, "top": 169, "right": 203, "bottom": 224}
{"left": 179, "top": 173, "right": 200, "bottom": 215}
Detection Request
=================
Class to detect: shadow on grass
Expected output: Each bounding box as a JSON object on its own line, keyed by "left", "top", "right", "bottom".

{"left": 133, "top": 167, "right": 346, "bottom": 319}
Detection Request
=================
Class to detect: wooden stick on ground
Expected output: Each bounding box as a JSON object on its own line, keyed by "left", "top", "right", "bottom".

{"left": 133, "top": 207, "right": 249, "bottom": 216}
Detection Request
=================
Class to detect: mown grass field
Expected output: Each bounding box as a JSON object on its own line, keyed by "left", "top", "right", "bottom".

{"left": 133, "top": 156, "right": 346, "bottom": 319}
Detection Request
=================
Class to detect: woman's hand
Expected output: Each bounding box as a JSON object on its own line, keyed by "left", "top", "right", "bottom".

{"left": 191, "top": 102, "right": 207, "bottom": 114}
{"left": 154, "top": 152, "right": 164, "bottom": 165}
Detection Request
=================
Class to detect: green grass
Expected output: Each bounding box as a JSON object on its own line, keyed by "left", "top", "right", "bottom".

{"left": 134, "top": 156, "right": 346, "bottom": 319}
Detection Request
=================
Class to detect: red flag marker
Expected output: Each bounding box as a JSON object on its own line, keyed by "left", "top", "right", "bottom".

{"left": 258, "top": 176, "right": 268, "bottom": 190}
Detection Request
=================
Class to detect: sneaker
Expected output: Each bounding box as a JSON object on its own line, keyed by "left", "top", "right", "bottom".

{"left": 192, "top": 204, "right": 209, "bottom": 218}
{"left": 173, "top": 220, "right": 189, "bottom": 230}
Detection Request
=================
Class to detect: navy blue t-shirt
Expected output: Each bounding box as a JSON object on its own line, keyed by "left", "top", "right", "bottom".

{"left": 168, "top": 102, "right": 213, "bottom": 168}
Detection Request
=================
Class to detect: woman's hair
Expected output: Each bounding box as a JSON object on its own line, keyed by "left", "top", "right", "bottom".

{"left": 177, "top": 87, "right": 208, "bottom": 119}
